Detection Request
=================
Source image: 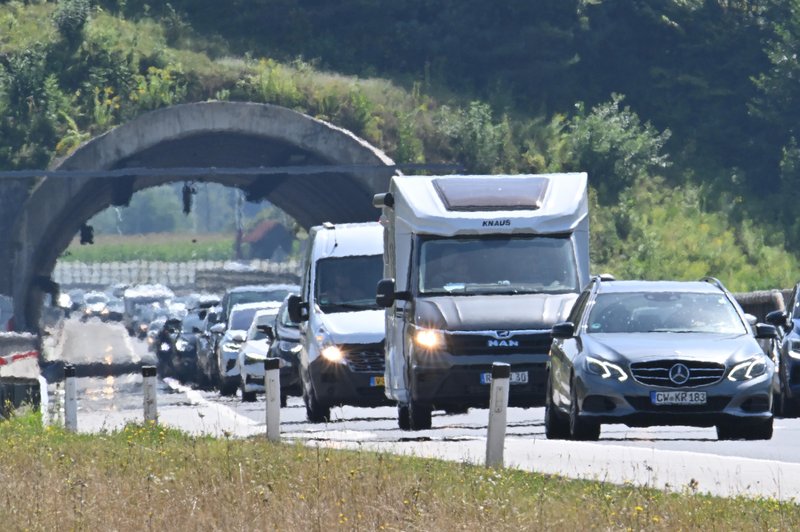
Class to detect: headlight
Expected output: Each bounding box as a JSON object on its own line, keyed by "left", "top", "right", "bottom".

{"left": 222, "top": 341, "right": 242, "bottom": 351}
{"left": 244, "top": 352, "right": 266, "bottom": 364}
{"left": 414, "top": 329, "right": 443, "bottom": 350}
{"left": 290, "top": 344, "right": 303, "bottom": 353}
{"left": 321, "top": 345, "right": 344, "bottom": 362}
{"left": 101, "top": 308, "right": 110, "bottom": 315}
{"left": 175, "top": 338, "right": 190, "bottom": 351}
{"left": 159, "top": 342, "right": 171, "bottom": 351}
{"left": 586, "top": 356, "right": 628, "bottom": 382}
{"left": 139, "top": 323, "right": 148, "bottom": 331}
{"left": 728, "top": 357, "right": 768, "bottom": 381}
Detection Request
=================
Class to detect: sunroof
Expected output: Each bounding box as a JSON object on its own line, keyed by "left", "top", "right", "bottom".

{"left": 432, "top": 176, "right": 549, "bottom": 211}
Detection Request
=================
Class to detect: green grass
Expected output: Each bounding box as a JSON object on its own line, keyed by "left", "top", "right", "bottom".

{"left": 0, "top": 411, "right": 797, "bottom": 530}
{"left": 60, "top": 233, "right": 236, "bottom": 261}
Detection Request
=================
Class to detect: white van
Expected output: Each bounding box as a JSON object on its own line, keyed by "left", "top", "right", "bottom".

{"left": 288, "top": 222, "right": 389, "bottom": 422}
{"left": 374, "top": 173, "right": 590, "bottom": 430}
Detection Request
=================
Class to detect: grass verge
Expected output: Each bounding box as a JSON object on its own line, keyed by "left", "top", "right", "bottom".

{"left": 60, "top": 233, "right": 235, "bottom": 262}
{"left": 0, "top": 412, "right": 797, "bottom": 530}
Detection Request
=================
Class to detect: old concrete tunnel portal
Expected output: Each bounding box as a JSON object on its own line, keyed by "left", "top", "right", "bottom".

{"left": 10, "top": 101, "right": 396, "bottom": 330}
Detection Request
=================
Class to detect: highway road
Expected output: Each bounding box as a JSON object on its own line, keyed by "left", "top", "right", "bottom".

{"left": 41, "top": 317, "right": 800, "bottom": 502}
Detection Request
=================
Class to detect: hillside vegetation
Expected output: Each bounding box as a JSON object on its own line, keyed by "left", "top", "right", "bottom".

{"left": 2, "top": 0, "right": 799, "bottom": 290}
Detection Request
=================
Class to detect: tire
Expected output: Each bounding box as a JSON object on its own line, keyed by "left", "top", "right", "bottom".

{"left": 240, "top": 381, "right": 257, "bottom": 403}
{"left": 408, "top": 400, "right": 432, "bottom": 430}
{"left": 444, "top": 406, "right": 469, "bottom": 415}
{"left": 717, "top": 418, "right": 773, "bottom": 441}
{"left": 280, "top": 393, "right": 288, "bottom": 408}
{"left": 398, "top": 404, "right": 411, "bottom": 431}
{"left": 569, "top": 382, "right": 600, "bottom": 441}
{"left": 544, "top": 381, "right": 570, "bottom": 440}
{"left": 219, "top": 377, "right": 238, "bottom": 397}
{"left": 304, "top": 385, "right": 330, "bottom": 423}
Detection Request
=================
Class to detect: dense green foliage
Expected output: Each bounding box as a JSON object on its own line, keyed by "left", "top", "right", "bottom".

{"left": 1, "top": 0, "right": 800, "bottom": 288}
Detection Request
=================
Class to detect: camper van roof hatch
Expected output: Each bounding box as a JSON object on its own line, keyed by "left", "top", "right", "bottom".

{"left": 432, "top": 176, "right": 548, "bottom": 211}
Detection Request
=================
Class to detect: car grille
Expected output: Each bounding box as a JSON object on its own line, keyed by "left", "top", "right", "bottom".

{"left": 630, "top": 359, "right": 725, "bottom": 388}
{"left": 445, "top": 332, "right": 552, "bottom": 355}
{"left": 343, "top": 343, "right": 385, "bottom": 373}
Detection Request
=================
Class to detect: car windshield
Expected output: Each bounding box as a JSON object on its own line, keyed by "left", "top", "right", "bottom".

{"left": 85, "top": 294, "right": 107, "bottom": 304}
{"left": 587, "top": 291, "right": 747, "bottom": 334}
{"left": 418, "top": 236, "right": 579, "bottom": 295}
{"left": 231, "top": 290, "right": 293, "bottom": 308}
{"left": 315, "top": 254, "right": 383, "bottom": 312}
{"left": 230, "top": 308, "right": 261, "bottom": 331}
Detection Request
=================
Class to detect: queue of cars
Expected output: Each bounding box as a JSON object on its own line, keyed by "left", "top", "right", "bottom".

{"left": 67, "top": 173, "right": 798, "bottom": 442}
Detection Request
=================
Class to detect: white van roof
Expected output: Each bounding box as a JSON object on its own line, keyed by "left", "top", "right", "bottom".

{"left": 387, "top": 173, "right": 588, "bottom": 236}
{"left": 309, "top": 221, "right": 383, "bottom": 258}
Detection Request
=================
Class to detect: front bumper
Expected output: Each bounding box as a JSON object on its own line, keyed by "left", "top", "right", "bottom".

{"left": 307, "top": 357, "right": 390, "bottom": 408}
{"left": 575, "top": 370, "right": 773, "bottom": 427}
{"left": 410, "top": 352, "right": 549, "bottom": 408}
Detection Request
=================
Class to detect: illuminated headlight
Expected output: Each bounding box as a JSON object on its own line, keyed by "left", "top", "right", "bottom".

{"left": 159, "top": 342, "right": 171, "bottom": 351}
{"left": 175, "top": 338, "right": 190, "bottom": 351}
{"left": 84, "top": 308, "right": 92, "bottom": 314}
{"left": 414, "top": 329, "right": 443, "bottom": 350}
{"left": 586, "top": 356, "right": 628, "bottom": 382}
{"left": 101, "top": 308, "right": 110, "bottom": 316}
{"left": 244, "top": 352, "right": 266, "bottom": 364}
{"left": 321, "top": 345, "right": 344, "bottom": 362}
{"left": 139, "top": 323, "right": 148, "bottom": 331}
{"left": 728, "top": 357, "right": 768, "bottom": 381}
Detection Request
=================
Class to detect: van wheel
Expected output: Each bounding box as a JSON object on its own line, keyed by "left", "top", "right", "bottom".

{"left": 304, "top": 386, "right": 330, "bottom": 423}
{"left": 398, "top": 404, "right": 411, "bottom": 430}
{"left": 409, "top": 400, "right": 432, "bottom": 430}
{"left": 240, "top": 381, "right": 257, "bottom": 403}
{"left": 569, "top": 382, "right": 600, "bottom": 441}
{"left": 219, "top": 377, "right": 238, "bottom": 397}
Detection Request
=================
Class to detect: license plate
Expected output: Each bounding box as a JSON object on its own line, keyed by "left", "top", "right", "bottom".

{"left": 370, "top": 376, "right": 385, "bottom": 387}
{"left": 650, "top": 390, "right": 707, "bottom": 405}
{"left": 480, "top": 371, "right": 529, "bottom": 385}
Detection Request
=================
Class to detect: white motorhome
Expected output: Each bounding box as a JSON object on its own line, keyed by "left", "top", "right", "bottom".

{"left": 288, "top": 222, "right": 389, "bottom": 422}
{"left": 374, "top": 173, "right": 590, "bottom": 430}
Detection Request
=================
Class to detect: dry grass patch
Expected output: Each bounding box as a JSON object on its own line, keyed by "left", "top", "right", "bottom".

{"left": 0, "top": 413, "right": 797, "bottom": 530}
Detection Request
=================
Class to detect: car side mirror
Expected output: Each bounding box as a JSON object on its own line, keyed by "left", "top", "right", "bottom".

{"left": 258, "top": 324, "right": 275, "bottom": 341}
{"left": 551, "top": 321, "right": 575, "bottom": 339}
{"left": 210, "top": 323, "right": 225, "bottom": 334}
{"left": 765, "top": 310, "right": 790, "bottom": 330}
{"left": 376, "top": 278, "right": 410, "bottom": 308}
{"left": 287, "top": 295, "right": 308, "bottom": 323}
{"left": 755, "top": 323, "right": 778, "bottom": 339}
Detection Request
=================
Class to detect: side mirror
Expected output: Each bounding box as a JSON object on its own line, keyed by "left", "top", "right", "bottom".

{"left": 210, "top": 323, "right": 225, "bottom": 334}
{"left": 755, "top": 323, "right": 778, "bottom": 339}
{"left": 765, "top": 310, "right": 790, "bottom": 330}
{"left": 551, "top": 321, "right": 576, "bottom": 339}
{"left": 287, "top": 294, "right": 308, "bottom": 323}
{"left": 258, "top": 324, "right": 275, "bottom": 341}
{"left": 376, "top": 279, "right": 397, "bottom": 308}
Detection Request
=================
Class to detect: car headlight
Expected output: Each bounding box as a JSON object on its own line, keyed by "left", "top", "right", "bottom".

{"left": 414, "top": 328, "right": 443, "bottom": 350}
{"left": 290, "top": 344, "right": 303, "bottom": 353}
{"left": 315, "top": 328, "right": 344, "bottom": 363}
{"left": 175, "top": 338, "right": 190, "bottom": 351}
{"left": 321, "top": 345, "right": 344, "bottom": 362}
{"left": 586, "top": 356, "right": 628, "bottom": 382}
{"left": 222, "top": 341, "right": 242, "bottom": 351}
{"left": 244, "top": 351, "right": 267, "bottom": 364}
{"left": 728, "top": 357, "right": 768, "bottom": 381}
{"left": 139, "top": 323, "right": 149, "bottom": 331}
{"left": 101, "top": 308, "right": 110, "bottom": 315}
{"left": 159, "top": 342, "right": 171, "bottom": 352}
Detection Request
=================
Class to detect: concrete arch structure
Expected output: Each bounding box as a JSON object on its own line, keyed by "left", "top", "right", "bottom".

{"left": 11, "top": 101, "right": 396, "bottom": 330}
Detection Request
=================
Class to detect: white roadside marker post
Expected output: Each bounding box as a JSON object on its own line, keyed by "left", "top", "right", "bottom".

{"left": 142, "top": 365, "right": 158, "bottom": 424}
{"left": 486, "top": 362, "right": 510, "bottom": 468}
{"left": 265, "top": 358, "right": 281, "bottom": 442}
{"left": 64, "top": 364, "right": 77, "bottom": 432}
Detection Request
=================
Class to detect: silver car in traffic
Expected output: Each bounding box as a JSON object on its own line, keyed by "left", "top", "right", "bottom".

{"left": 546, "top": 277, "right": 777, "bottom": 441}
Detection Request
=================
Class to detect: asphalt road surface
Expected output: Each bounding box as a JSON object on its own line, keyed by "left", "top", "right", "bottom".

{"left": 42, "top": 318, "right": 800, "bottom": 502}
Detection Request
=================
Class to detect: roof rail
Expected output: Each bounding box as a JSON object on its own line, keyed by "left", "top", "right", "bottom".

{"left": 700, "top": 276, "right": 725, "bottom": 290}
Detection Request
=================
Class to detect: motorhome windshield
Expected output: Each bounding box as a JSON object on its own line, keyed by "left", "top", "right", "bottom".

{"left": 315, "top": 254, "right": 383, "bottom": 312}
{"left": 418, "top": 236, "right": 579, "bottom": 296}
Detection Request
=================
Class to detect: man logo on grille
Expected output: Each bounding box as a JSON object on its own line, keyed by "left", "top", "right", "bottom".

{"left": 669, "top": 363, "right": 690, "bottom": 385}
